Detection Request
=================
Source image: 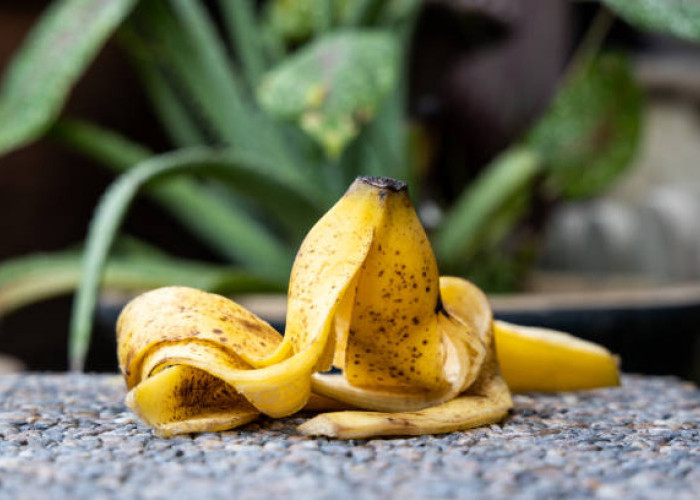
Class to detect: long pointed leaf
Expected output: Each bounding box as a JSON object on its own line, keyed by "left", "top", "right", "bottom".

{"left": 53, "top": 119, "right": 324, "bottom": 236}
{"left": 50, "top": 120, "right": 297, "bottom": 263}
{"left": 219, "top": 0, "right": 267, "bottom": 87}
{"left": 167, "top": 0, "right": 254, "bottom": 140}
{"left": 130, "top": 1, "right": 307, "bottom": 181}
{"left": 0, "top": 249, "right": 281, "bottom": 321}
{"left": 435, "top": 147, "right": 542, "bottom": 269}
{"left": 0, "top": 0, "right": 138, "bottom": 155}
{"left": 68, "top": 147, "right": 323, "bottom": 371}
{"left": 119, "top": 18, "right": 227, "bottom": 146}
{"left": 126, "top": 46, "right": 206, "bottom": 147}
{"left": 51, "top": 118, "right": 149, "bottom": 167}
{"left": 128, "top": 1, "right": 240, "bottom": 146}
{"left": 168, "top": 0, "right": 301, "bottom": 171}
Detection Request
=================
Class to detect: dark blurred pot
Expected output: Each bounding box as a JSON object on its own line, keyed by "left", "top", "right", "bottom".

{"left": 491, "top": 285, "right": 700, "bottom": 384}
{"left": 92, "top": 285, "right": 700, "bottom": 384}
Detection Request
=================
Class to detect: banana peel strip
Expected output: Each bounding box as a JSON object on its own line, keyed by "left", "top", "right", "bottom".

{"left": 300, "top": 357, "right": 512, "bottom": 439}
{"left": 118, "top": 177, "right": 514, "bottom": 438}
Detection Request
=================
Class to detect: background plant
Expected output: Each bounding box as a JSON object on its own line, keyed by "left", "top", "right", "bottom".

{"left": 0, "top": 0, "right": 692, "bottom": 370}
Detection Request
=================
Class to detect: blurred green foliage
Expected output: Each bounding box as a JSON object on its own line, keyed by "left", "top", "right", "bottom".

{"left": 258, "top": 31, "right": 399, "bottom": 157}
{"left": 601, "top": 0, "right": 700, "bottom": 43}
{"left": 528, "top": 54, "right": 643, "bottom": 200}
{"left": 0, "top": 0, "right": 687, "bottom": 369}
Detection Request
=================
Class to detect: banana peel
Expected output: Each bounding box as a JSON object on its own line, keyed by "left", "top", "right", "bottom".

{"left": 494, "top": 320, "right": 620, "bottom": 393}
{"left": 117, "top": 176, "right": 618, "bottom": 439}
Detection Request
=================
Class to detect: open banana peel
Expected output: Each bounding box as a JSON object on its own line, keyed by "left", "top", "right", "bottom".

{"left": 117, "top": 176, "right": 619, "bottom": 439}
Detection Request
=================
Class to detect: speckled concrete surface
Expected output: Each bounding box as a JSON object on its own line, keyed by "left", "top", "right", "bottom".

{"left": 0, "top": 374, "right": 698, "bottom": 499}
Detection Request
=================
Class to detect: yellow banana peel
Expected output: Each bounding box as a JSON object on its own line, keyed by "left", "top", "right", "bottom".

{"left": 493, "top": 320, "right": 620, "bottom": 393}
{"left": 117, "top": 176, "right": 618, "bottom": 439}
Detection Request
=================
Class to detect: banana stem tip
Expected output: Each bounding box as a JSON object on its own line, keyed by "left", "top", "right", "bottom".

{"left": 357, "top": 176, "right": 407, "bottom": 192}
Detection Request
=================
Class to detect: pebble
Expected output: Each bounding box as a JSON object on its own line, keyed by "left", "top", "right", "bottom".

{"left": 0, "top": 373, "right": 697, "bottom": 498}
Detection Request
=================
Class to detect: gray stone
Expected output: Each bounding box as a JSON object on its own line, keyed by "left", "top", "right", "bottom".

{"left": 0, "top": 373, "right": 697, "bottom": 499}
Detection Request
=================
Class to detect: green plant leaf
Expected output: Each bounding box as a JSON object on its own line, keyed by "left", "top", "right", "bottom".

{"left": 376, "top": 0, "right": 423, "bottom": 27}
{"left": 311, "top": 0, "right": 335, "bottom": 35}
{"left": 341, "top": 95, "right": 406, "bottom": 185}
{"left": 343, "top": 0, "right": 385, "bottom": 26}
{"left": 527, "top": 53, "right": 643, "bottom": 199}
{"left": 0, "top": 247, "right": 281, "bottom": 321}
{"left": 219, "top": 0, "right": 267, "bottom": 87}
{"left": 124, "top": 1, "right": 231, "bottom": 146}
{"left": 258, "top": 30, "right": 399, "bottom": 157}
{"left": 434, "top": 147, "right": 542, "bottom": 269}
{"left": 51, "top": 118, "right": 150, "bottom": 168}
{"left": 601, "top": 0, "right": 700, "bottom": 42}
{"left": 51, "top": 119, "right": 324, "bottom": 243}
{"left": 163, "top": 0, "right": 267, "bottom": 152}
{"left": 265, "top": 0, "right": 318, "bottom": 43}
{"left": 127, "top": 0, "right": 304, "bottom": 176}
{"left": 168, "top": 0, "right": 305, "bottom": 173}
{"left": 68, "top": 147, "right": 323, "bottom": 371}
{"left": 125, "top": 48, "right": 206, "bottom": 147}
{"left": 50, "top": 119, "right": 301, "bottom": 264}
{"left": 0, "top": 0, "right": 138, "bottom": 156}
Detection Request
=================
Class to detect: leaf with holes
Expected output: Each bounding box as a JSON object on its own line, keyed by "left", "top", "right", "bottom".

{"left": 258, "top": 30, "right": 399, "bottom": 157}
{"left": 527, "top": 53, "right": 643, "bottom": 200}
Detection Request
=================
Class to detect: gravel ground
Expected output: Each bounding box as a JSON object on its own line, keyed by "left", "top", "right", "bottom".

{"left": 0, "top": 374, "right": 697, "bottom": 499}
